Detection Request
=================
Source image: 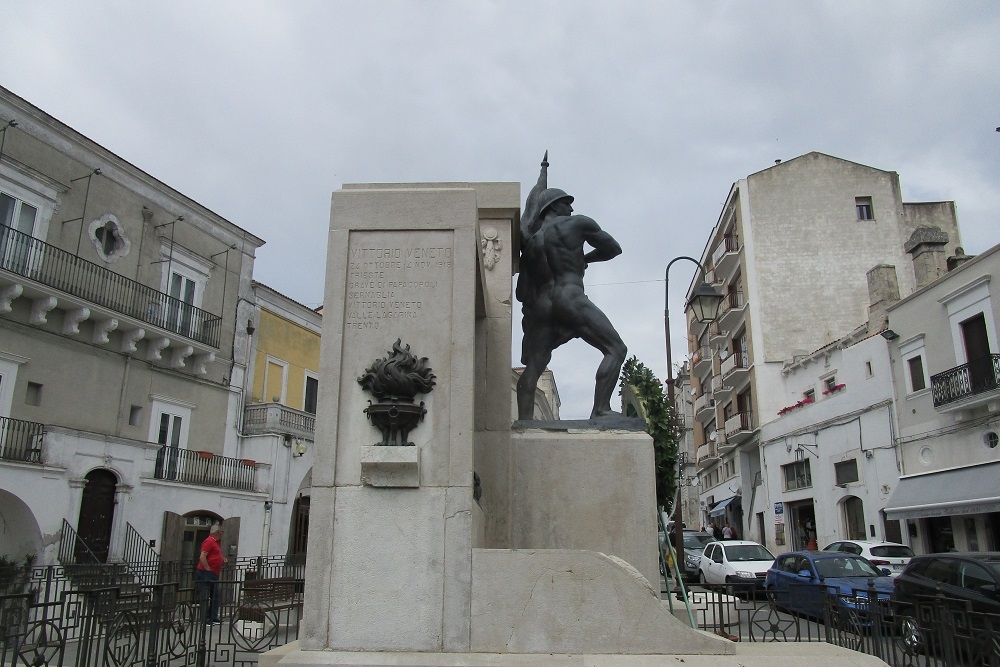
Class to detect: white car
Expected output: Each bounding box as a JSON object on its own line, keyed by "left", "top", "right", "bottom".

{"left": 698, "top": 540, "right": 775, "bottom": 592}
{"left": 822, "top": 539, "right": 913, "bottom": 576}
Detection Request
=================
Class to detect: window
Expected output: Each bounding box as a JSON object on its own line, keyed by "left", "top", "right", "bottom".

{"left": 304, "top": 374, "right": 319, "bottom": 414}
{"left": 856, "top": 196, "right": 874, "bottom": 221}
{"left": 157, "top": 241, "right": 211, "bottom": 336}
{"left": 900, "top": 335, "right": 929, "bottom": 395}
{"left": 803, "top": 388, "right": 815, "bottom": 402}
{"left": 155, "top": 412, "right": 184, "bottom": 481}
{"left": 865, "top": 361, "right": 873, "bottom": 378}
{"left": 907, "top": 356, "right": 927, "bottom": 392}
{"left": 1, "top": 191, "right": 38, "bottom": 272}
{"left": 783, "top": 460, "right": 812, "bottom": 491}
{"left": 824, "top": 377, "right": 838, "bottom": 392}
{"left": 88, "top": 214, "right": 130, "bottom": 262}
{"left": 1, "top": 192, "right": 37, "bottom": 234}
{"left": 835, "top": 459, "right": 859, "bottom": 485}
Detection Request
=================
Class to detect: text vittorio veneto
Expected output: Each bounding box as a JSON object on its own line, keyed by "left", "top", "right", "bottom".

{"left": 346, "top": 246, "right": 452, "bottom": 330}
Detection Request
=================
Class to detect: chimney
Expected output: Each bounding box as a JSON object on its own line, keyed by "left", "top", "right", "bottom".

{"left": 947, "top": 246, "right": 974, "bottom": 272}
{"left": 904, "top": 226, "right": 950, "bottom": 289}
{"left": 866, "top": 264, "right": 900, "bottom": 335}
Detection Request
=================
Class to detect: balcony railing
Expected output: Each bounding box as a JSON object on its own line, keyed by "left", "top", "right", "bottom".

{"left": 931, "top": 354, "right": 1000, "bottom": 408}
{"left": 153, "top": 446, "right": 257, "bottom": 491}
{"left": 243, "top": 402, "right": 316, "bottom": 438}
{"left": 0, "top": 225, "right": 221, "bottom": 347}
{"left": 0, "top": 415, "right": 44, "bottom": 463}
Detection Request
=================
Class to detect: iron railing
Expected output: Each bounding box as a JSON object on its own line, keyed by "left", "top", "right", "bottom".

{"left": 930, "top": 353, "right": 1000, "bottom": 407}
{"left": 0, "top": 415, "right": 44, "bottom": 463}
{"left": 122, "top": 524, "right": 160, "bottom": 587}
{"left": 58, "top": 519, "right": 101, "bottom": 567}
{"left": 0, "top": 558, "right": 304, "bottom": 667}
{"left": 0, "top": 225, "right": 221, "bottom": 347}
{"left": 242, "top": 403, "right": 315, "bottom": 438}
{"left": 153, "top": 446, "right": 258, "bottom": 491}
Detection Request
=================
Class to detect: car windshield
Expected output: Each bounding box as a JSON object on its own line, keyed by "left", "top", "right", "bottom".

{"left": 725, "top": 544, "right": 774, "bottom": 562}
{"left": 870, "top": 545, "right": 914, "bottom": 558}
{"left": 814, "top": 556, "right": 882, "bottom": 578}
{"left": 684, "top": 534, "right": 713, "bottom": 549}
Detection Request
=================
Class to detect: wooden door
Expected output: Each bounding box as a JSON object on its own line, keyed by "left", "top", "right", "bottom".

{"left": 77, "top": 469, "right": 117, "bottom": 563}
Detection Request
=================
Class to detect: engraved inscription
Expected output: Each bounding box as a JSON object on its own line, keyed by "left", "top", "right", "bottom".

{"left": 346, "top": 244, "right": 453, "bottom": 330}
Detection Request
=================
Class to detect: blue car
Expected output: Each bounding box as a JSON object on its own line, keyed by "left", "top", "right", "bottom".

{"left": 764, "top": 551, "right": 894, "bottom": 622}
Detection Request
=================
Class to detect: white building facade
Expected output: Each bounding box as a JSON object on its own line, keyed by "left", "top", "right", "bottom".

{"left": 0, "top": 85, "right": 276, "bottom": 568}
{"left": 687, "top": 152, "right": 962, "bottom": 542}
{"left": 883, "top": 243, "right": 1000, "bottom": 553}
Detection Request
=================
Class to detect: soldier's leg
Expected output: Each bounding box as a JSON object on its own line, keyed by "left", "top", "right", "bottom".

{"left": 578, "top": 302, "right": 627, "bottom": 418}
{"left": 517, "top": 338, "right": 552, "bottom": 421}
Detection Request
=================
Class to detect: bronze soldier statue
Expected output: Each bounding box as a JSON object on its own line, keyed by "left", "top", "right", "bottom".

{"left": 516, "top": 152, "right": 627, "bottom": 420}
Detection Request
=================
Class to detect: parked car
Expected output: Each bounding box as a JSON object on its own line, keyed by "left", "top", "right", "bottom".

{"left": 679, "top": 532, "right": 714, "bottom": 582}
{"left": 822, "top": 540, "right": 913, "bottom": 576}
{"left": 659, "top": 530, "right": 713, "bottom": 581}
{"left": 764, "top": 551, "right": 894, "bottom": 622}
{"left": 697, "top": 540, "right": 774, "bottom": 593}
{"left": 891, "top": 552, "right": 1000, "bottom": 660}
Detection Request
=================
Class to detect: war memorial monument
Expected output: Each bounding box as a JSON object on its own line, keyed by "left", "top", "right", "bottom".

{"left": 260, "top": 156, "right": 888, "bottom": 666}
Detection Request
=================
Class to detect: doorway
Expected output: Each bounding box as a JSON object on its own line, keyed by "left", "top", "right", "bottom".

{"left": 843, "top": 496, "right": 866, "bottom": 540}
{"left": 926, "top": 516, "right": 955, "bottom": 552}
{"left": 76, "top": 469, "right": 117, "bottom": 563}
{"left": 787, "top": 500, "right": 817, "bottom": 551}
{"left": 961, "top": 313, "right": 994, "bottom": 391}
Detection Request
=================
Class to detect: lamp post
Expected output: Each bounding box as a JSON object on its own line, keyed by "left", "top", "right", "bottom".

{"left": 663, "top": 256, "right": 724, "bottom": 593}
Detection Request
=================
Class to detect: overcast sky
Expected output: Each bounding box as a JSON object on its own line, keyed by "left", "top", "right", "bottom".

{"left": 3, "top": 2, "right": 998, "bottom": 419}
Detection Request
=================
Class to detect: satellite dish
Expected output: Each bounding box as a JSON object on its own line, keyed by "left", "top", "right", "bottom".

{"left": 709, "top": 430, "right": 718, "bottom": 442}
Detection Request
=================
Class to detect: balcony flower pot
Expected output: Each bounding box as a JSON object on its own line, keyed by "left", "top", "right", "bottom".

{"left": 197, "top": 451, "right": 214, "bottom": 459}
{"left": 241, "top": 459, "right": 256, "bottom": 467}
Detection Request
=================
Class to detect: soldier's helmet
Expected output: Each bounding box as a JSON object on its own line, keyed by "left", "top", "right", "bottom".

{"left": 537, "top": 188, "right": 574, "bottom": 216}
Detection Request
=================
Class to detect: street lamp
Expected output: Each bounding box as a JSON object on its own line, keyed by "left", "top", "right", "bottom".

{"left": 663, "top": 256, "right": 724, "bottom": 593}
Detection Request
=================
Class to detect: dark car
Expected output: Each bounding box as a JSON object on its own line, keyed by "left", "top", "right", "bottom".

{"left": 764, "top": 551, "right": 894, "bottom": 622}
{"left": 891, "top": 552, "right": 1000, "bottom": 661}
{"left": 679, "top": 531, "right": 714, "bottom": 581}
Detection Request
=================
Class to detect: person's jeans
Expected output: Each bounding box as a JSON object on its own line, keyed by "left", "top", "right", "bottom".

{"left": 195, "top": 569, "right": 221, "bottom": 622}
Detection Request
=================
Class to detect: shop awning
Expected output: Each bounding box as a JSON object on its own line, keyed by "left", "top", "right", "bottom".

{"left": 709, "top": 496, "right": 737, "bottom": 517}
{"left": 884, "top": 461, "right": 1000, "bottom": 521}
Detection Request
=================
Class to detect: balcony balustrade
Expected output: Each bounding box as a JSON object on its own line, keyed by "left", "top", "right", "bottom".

{"left": 711, "top": 234, "right": 741, "bottom": 279}
{"left": 0, "top": 225, "right": 221, "bottom": 347}
{"left": 243, "top": 402, "right": 316, "bottom": 439}
{"left": 720, "top": 351, "right": 751, "bottom": 390}
{"left": 723, "top": 411, "right": 756, "bottom": 446}
{"left": 718, "top": 291, "right": 746, "bottom": 330}
{"left": 931, "top": 354, "right": 1000, "bottom": 410}
{"left": 694, "top": 392, "right": 715, "bottom": 422}
{"left": 709, "top": 323, "right": 729, "bottom": 347}
{"left": 153, "top": 446, "right": 257, "bottom": 491}
{"left": 691, "top": 345, "right": 712, "bottom": 377}
{"left": 0, "top": 415, "right": 45, "bottom": 463}
{"left": 696, "top": 443, "right": 719, "bottom": 470}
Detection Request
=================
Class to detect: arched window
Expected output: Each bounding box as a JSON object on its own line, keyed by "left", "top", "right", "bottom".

{"left": 843, "top": 496, "right": 865, "bottom": 541}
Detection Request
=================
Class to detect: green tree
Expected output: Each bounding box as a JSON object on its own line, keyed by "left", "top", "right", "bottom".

{"left": 620, "top": 356, "right": 680, "bottom": 511}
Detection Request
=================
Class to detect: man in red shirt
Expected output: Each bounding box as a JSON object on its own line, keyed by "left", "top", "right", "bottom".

{"left": 195, "top": 524, "right": 227, "bottom": 624}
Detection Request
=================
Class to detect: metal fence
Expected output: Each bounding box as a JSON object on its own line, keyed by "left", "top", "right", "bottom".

{"left": 679, "top": 581, "right": 1000, "bottom": 666}
{"left": 4, "top": 562, "right": 998, "bottom": 667}
{"left": 0, "top": 557, "right": 303, "bottom": 667}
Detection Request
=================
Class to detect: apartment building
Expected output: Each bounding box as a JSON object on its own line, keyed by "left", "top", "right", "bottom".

{"left": 686, "top": 152, "right": 961, "bottom": 539}
{"left": 240, "top": 282, "right": 321, "bottom": 558}
{"left": 0, "top": 85, "right": 268, "bottom": 566}
{"left": 883, "top": 243, "right": 1000, "bottom": 553}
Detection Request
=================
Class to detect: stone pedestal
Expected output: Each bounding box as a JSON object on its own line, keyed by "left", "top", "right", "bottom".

{"left": 509, "top": 427, "right": 659, "bottom": 592}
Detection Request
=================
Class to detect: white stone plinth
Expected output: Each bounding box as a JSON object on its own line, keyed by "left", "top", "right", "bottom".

{"left": 510, "top": 429, "right": 659, "bottom": 592}
{"left": 361, "top": 446, "right": 420, "bottom": 487}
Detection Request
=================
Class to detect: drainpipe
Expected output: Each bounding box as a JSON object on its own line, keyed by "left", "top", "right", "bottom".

{"left": 261, "top": 501, "right": 272, "bottom": 556}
